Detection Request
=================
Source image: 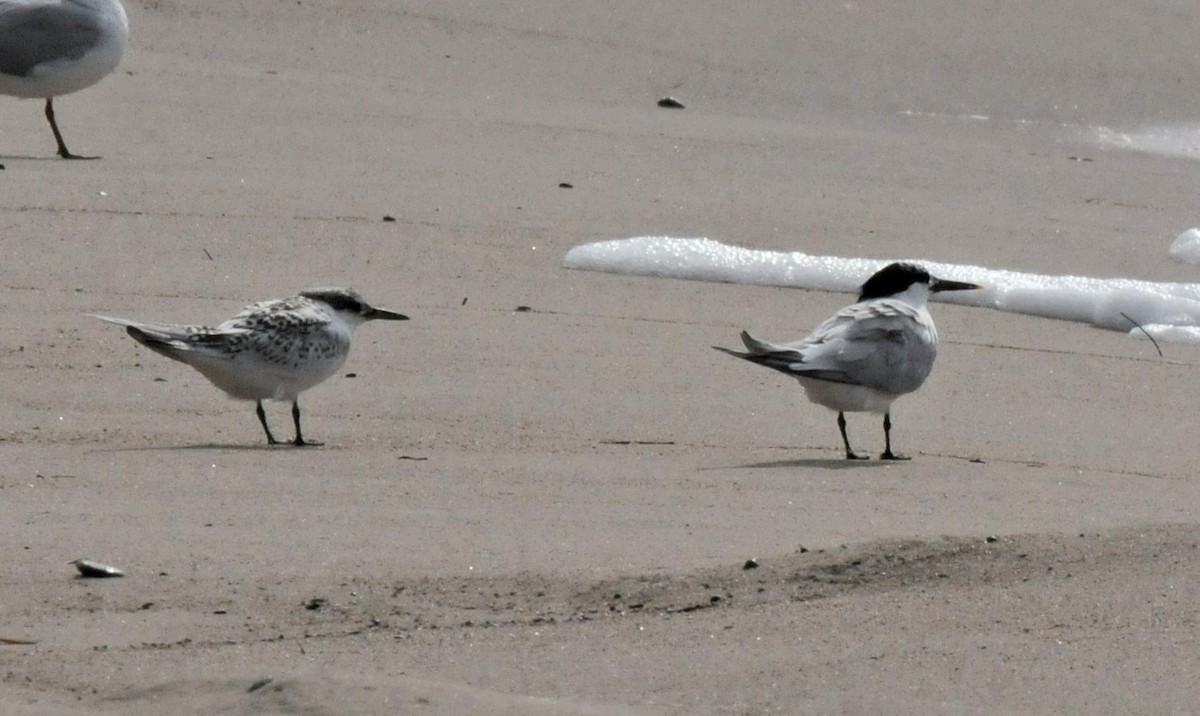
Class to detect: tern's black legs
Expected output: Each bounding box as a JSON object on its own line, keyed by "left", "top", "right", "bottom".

{"left": 837, "top": 412, "right": 869, "bottom": 460}
{"left": 290, "top": 400, "right": 323, "bottom": 447}
{"left": 837, "top": 411, "right": 910, "bottom": 460}
{"left": 257, "top": 400, "right": 323, "bottom": 446}
{"left": 44, "top": 98, "right": 95, "bottom": 160}
{"left": 880, "top": 412, "right": 911, "bottom": 461}
{"left": 256, "top": 400, "right": 280, "bottom": 445}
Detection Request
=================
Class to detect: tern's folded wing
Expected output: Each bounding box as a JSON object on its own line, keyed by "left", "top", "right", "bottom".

{"left": 712, "top": 330, "right": 855, "bottom": 383}
{"left": 92, "top": 315, "right": 248, "bottom": 363}
{"left": 798, "top": 312, "right": 937, "bottom": 393}
{"left": 729, "top": 300, "right": 938, "bottom": 393}
{"left": 222, "top": 297, "right": 333, "bottom": 331}
{"left": 92, "top": 315, "right": 191, "bottom": 340}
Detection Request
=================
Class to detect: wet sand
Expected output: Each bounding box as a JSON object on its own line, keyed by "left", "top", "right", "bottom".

{"left": 3, "top": 2, "right": 1200, "bottom": 713}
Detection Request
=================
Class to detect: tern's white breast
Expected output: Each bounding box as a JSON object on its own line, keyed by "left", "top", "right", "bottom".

{"left": 233, "top": 325, "right": 351, "bottom": 401}
{"left": 797, "top": 377, "right": 901, "bottom": 414}
{"left": 185, "top": 307, "right": 354, "bottom": 402}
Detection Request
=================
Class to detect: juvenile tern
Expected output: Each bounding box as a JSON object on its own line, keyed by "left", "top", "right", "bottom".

{"left": 715, "top": 262, "right": 980, "bottom": 460}
{"left": 94, "top": 288, "right": 409, "bottom": 446}
{"left": 0, "top": 0, "right": 129, "bottom": 158}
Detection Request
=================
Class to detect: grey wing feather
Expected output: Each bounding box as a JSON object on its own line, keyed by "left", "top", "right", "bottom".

{"left": 90, "top": 314, "right": 169, "bottom": 333}
{"left": 796, "top": 306, "right": 936, "bottom": 393}
{"left": 0, "top": 1, "right": 104, "bottom": 76}
{"left": 723, "top": 299, "right": 936, "bottom": 393}
{"left": 221, "top": 298, "right": 332, "bottom": 331}
{"left": 712, "top": 330, "right": 855, "bottom": 383}
{"left": 91, "top": 314, "right": 245, "bottom": 364}
{"left": 743, "top": 330, "right": 858, "bottom": 383}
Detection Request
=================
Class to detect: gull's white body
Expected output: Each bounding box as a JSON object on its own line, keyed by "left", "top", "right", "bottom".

{"left": 744, "top": 281, "right": 939, "bottom": 415}
{"left": 0, "top": 0, "right": 128, "bottom": 99}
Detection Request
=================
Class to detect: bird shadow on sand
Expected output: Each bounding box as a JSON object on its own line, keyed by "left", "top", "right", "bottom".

{"left": 0, "top": 153, "right": 67, "bottom": 162}
{"left": 725, "top": 457, "right": 893, "bottom": 470}
{"left": 94, "top": 443, "right": 337, "bottom": 453}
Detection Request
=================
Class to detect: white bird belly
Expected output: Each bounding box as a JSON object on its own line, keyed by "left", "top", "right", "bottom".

{"left": 194, "top": 350, "right": 349, "bottom": 403}
{"left": 796, "top": 376, "right": 899, "bottom": 414}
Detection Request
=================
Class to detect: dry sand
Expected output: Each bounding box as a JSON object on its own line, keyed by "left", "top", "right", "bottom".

{"left": 3, "top": 1, "right": 1200, "bottom": 714}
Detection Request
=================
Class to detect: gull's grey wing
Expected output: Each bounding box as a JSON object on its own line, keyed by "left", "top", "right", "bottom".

{"left": 0, "top": 1, "right": 105, "bottom": 77}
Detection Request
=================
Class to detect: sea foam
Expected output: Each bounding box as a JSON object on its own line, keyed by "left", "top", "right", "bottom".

{"left": 564, "top": 236, "right": 1200, "bottom": 344}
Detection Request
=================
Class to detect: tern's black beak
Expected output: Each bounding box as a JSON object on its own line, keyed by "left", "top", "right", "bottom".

{"left": 930, "top": 277, "right": 982, "bottom": 293}
{"left": 366, "top": 307, "right": 409, "bottom": 321}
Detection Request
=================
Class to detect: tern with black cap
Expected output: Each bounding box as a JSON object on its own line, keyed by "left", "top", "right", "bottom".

{"left": 716, "top": 262, "right": 981, "bottom": 460}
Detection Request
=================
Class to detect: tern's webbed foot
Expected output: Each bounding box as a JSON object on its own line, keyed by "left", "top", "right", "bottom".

{"left": 291, "top": 437, "right": 323, "bottom": 447}
{"left": 880, "top": 450, "right": 911, "bottom": 461}
{"left": 845, "top": 451, "right": 870, "bottom": 460}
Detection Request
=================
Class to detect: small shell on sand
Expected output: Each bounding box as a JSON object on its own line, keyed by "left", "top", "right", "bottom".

{"left": 71, "top": 559, "right": 125, "bottom": 578}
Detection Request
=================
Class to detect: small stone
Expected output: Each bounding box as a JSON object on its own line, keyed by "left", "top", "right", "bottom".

{"left": 71, "top": 559, "right": 124, "bottom": 578}
{"left": 657, "top": 97, "right": 685, "bottom": 109}
{"left": 742, "top": 559, "right": 758, "bottom": 570}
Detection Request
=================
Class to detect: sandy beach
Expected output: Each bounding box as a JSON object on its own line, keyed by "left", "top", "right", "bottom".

{"left": 3, "top": 1, "right": 1200, "bottom": 713}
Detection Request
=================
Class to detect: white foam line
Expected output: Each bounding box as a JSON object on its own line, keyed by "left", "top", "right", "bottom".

{"left": 563, "top": 237, "right": 1200, "bottom": 344}
{"left": 1090, "top": 124, "right": 1200, "bottom": 161}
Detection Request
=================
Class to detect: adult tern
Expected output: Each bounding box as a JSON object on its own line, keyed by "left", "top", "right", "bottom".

{"left": 716, "top": 262, "right": 981, "bottom": 460}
